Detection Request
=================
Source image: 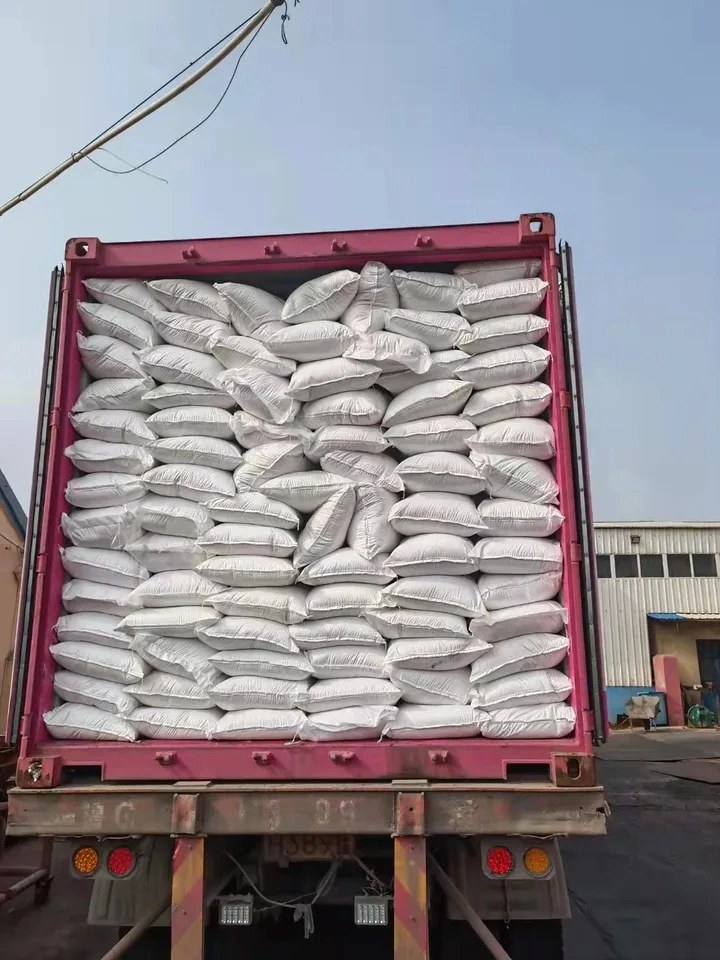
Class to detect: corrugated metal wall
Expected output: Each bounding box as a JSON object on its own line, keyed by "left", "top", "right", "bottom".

{"left": 594, "top": 525, "right": 720, "bottom": 686}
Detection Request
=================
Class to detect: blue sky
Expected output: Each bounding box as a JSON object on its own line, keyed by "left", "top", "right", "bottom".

{"left": 0, "top": 0, "right": 718, "bottom": 520}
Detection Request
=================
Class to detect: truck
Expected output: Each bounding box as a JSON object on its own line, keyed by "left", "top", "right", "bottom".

{"left": 5, "top": 213, "right": 607, "bottom": 959}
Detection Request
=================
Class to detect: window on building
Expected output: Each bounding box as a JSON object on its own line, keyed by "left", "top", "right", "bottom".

{"left": 667, "top": 553, "right": 692, "bottom": 577}
{"left": 639, "top": 554, "right": 664, "bottom": 577}
{"left": 596, "top": 554, "right": 612, "bottom": 578}
{"left": 614, "top": 554, "right": 638, "bottom": 578}
{"left": 692, "top": 554, "right": 718, "bottom": 577}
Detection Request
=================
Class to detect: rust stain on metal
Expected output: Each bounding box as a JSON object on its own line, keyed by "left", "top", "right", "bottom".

{"left": 171, "top": 794, "right": 201, "bottom": 836}
{"left": 552, "top": 752, "right": 596, "bottom": 787}
{"left": 395, "top": 793, "right": 425, "bottom": 837}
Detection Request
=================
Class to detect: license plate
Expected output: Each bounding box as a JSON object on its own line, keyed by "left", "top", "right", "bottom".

{"left": 263, "top": 834, "right": 356, "bottom": 862}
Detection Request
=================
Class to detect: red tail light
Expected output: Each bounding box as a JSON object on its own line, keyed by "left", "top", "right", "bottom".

{"left": 486, "top": 845, "right": 514, "bottom": 876}
{"left": 107, "top": 846, "right": 137, "bottom": 878}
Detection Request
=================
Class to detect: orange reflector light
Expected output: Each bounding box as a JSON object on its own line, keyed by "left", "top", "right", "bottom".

{"left": 523, "top": 847, "right": 551, "bottom": 876}
{"left": 486, "top": 845, "right": 514, "bottom": 876}
{"left": 72, "top": 846, "right": 99, "bottom": 875}
{"left": 107, "top": 846, "right": 136, "bottom": 878}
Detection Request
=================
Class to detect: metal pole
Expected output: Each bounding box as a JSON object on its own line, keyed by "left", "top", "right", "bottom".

{"left": 171, "top": 837, "right": 206, "bottom": 960}
{"left": 99, "top": 892, "right": 171, "bottom": 960}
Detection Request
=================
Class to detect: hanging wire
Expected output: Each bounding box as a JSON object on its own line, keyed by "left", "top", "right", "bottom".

{"left": 281, "top": 0, "right": 301, "bottom": 44}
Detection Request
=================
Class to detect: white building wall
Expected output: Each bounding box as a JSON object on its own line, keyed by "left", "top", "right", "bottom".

{"left": 594, "top": 524, "right": 720, "bottom": 686}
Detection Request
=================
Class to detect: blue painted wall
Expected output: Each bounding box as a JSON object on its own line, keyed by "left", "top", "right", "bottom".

{"left": 605, "top": 686, "right": 668, "bottom": 726}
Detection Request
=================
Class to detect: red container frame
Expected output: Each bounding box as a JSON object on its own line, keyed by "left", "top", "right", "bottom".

{"left": 16, "top": 214, "right": 595, "bottom": 783}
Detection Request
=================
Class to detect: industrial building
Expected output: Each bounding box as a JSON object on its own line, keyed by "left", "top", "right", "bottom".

{"left": 595, "top": 522, "right": 720, "bottom": 725}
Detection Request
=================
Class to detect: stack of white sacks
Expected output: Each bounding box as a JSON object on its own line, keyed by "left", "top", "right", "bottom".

{"left": 45, "top": 261, "right": 575, "bottom": 745}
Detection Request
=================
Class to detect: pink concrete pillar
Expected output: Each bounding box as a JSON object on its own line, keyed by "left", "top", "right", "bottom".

{"left": 653, "top": 654, "right": 684, "bottom": 727}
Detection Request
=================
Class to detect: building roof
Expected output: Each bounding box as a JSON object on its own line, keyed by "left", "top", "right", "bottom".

{"left": 0, "top": 466, "right": 26, "bottom": 539}
{"left": 595, "top": 521, "right": 720, "bottom": 529}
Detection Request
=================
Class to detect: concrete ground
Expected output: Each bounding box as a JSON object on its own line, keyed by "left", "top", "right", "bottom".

{"left": 1, "top": 730, "right": 719, "bottom": 960}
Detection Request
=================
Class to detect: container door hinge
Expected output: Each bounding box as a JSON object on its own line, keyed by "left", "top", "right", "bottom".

{"left": 49, "top": 407, "right": 62, "bottom": 429}
{"left": 35, "top": 553, "right": 47, "bottom": 575}
{"left": 559, "top": 390, "right": 572, "bottom": 410}
{"left": 569, "top": 542, "right": 582, "bottom": 563}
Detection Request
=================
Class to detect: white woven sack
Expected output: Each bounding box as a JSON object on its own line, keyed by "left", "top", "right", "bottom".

{"left": 54, "top": 670, "right": 138, "bottom": 716}
{"left": 306, "top": 584, "right": 383, "bottom": 619}
{"left": 118, "top": 606, "right": 221, "bottom": 638}
{"left": 469, "top": 601, "right": 568, "bottom": 644}
{"left": 296, "top": 677, "right": 401, "bottom": 713}
{"left": 137, "top": 345, "right": 224, "bottom": 389}
{"left": 126, "top": 570, "right": 219, "bottom": 608}
{"left": 50, "top": 640, "right": 148, "bottom": 684}
{"left": 385, "top": 535, "right": 476, "bottom": 578}
{"left": 282, "top": 270, "right": 360, "bottom": 323}
{"left": 232, "top": 441, "right": 309, "bottom": 490}
{"left": 61, "top": 546, "right": 148, "bottom": 589}
{"left": 467, "top": 418, "right": 555, "bottom": 460}
{"left": 384, "top": 704, "right": 481, "bottom": 740}
{"left": 387, "top": 666, "right": 471, "bottom": 705}
{"left": 62, "top": 580, "right": 138, "bottom": 617}
{"left": 384, "top": 637, "right": 490, "bottom": 671}
{"left": 210, "top": 587, "right": 307, "bottom": 624}
{"left": 470, "top": 633, "right": 569, "bottom": 685}
{"left": 382, "top": 380, "right": 472, "bottom": 427}
{"left": 198, "top": 523, "right": 296, "bottom": 558}
{"left": 392, "top": 270, "right": 467, "bottom": 313}
{"left": 363, "top": 608, "right": 469, "bottom": 641}
{"left": 320, "top": 451, "right": 402, "bottom": 492}
{"left": 307, "top": 646, "right": 387, "bottom": 679}
{"left": 381, "top": 576, "right": 484, "bottom": 618}
{"left": 389, "top": 493, "right": 480, "bottom": 537}
{"left": 383, "top": 308, "right": 469, "bottom": 350}
{"left": 126, "top": 534, "right": 207, "bottom": 573}
{"left": 457, "top": 314, "right": 549, "bottom": 355}
{"left": 476, "top": 500, "right": 564, "bottom": 538}
{"left": 208, "top": 649, "right": 313, "bottom": 681}
{"left": 214, "top": 709, "right": 305, "bottom": 740}
{"left": 197, "top": 617, "right": 300, "bottom": 654}
{"left": 132, "top": 635, "right": 221, "bottom": 688}
{"left": 146, "top": 406, "right": 234, "bottom": 439}
{"left": 300, "top": 706, "right": 398, "bottom": 742}
{"left": 455, "top": 345, "right": 550, "bottom": 390}
{"left": 78, "top": 301, "right": 161, "bottom": 349}
{"left": 210, "top": 676, "right": 309, "bottom": 711}
{"left": 65, "top": 473, "right": 147, "bottom": 509}
{"left": 458, "top": 278, "right": 548, "bottom": 322}
{"left": 142, "top": 464, "right": 235, "bottom": 502}
{"left": 215, "top": 282, "right": 284, "bottom": 335}
{"left": 300, "top": 389, "right": 388, "bottom": 428}
{"left": 471, "top": 668, "right": 572, "bottom": 711}
{"left": 197, "top": 556, "right": 297, "bottom": 588}
{"left": 288, "top": 358, "right": 380, "bottom": 402}
{"left": 478, "top": 571, "right": 562, "bottom": 611}
{"left": 260, "top": 472, "right": 353, "bottom": 512}
{"left": 395, "top": 453, "right": 484, "bottom": 495}
{"left": 147, "top": 279, "right": 229, "bottom": 323}
{"left": 65, "top": 439, "right": 154, "bottom": 476}
{"left": 209, "top": 334, "right": 296, "bottom": 375}
{"left": 293, "top": 487, "right": 356, "bottom": 568}
{"left": 203, "top": 492, "right": 300, "bottom": 530}
{"left": 149, "top": 311, "right": 230, "bottom": 353}
{"left": 343, "top": 331, "right": 431, "bottom": 373}
{"left": 478, "top": 703, "right": 576, "bottom": 739}
{"left": 148, "top": 436, "right": 242, "bottom": 471}
{"left": 73, "top": 377, "right": 156, "bottom": 414}
{"left": 131, "top": 706, "right": 221, "bottom": 739}
{"left": 55, "top": 612, "right": 132, "bottom": 649}
{"left": 377, "top": 350, "right": 467, "bottom": 395}
{"left": 385, "top": 417, "right": 475, "bottom": 456}
{"left": 471, "top": 538, "right": 563, "bottom": 575}
{"left": 126, "top": 672, "right": 216, "bottom": 710}
{"left": 289, "top": 617, "right": 385, "bottom": 650}
{"left": 136, "top": 495, "right": 213, "bottom": 537}
{"left": 298, "top": 549, "right": 393, "bottom": 586}
{"left": 44, "top": 703, "right": 138, "bottom": 741}
{"left": 70, "top": 410, "right": 156, "bottom": 446}
{"left": 267, "top": 321, "right": 354, "bottom": 362}
{"left": 61, "top": 505, "right": 141, "bottom": 549}
{"left": 347, "top": 486, "right": 400, "bottom": 559}
{"left": 216, "top": 367, "right": 299, "bottom": 425}
{"left": 232, "top": 411, "right": 312, "bottom": 448}
{"left": 463, "top": 383, "right": 553, "bottom": 427}
{"left": 453, "top": 259, "right": 541, "bottom": 288}
{"left": 77, "top": 333, "right": 145, "bottom": 380}
{"left": 470, "top": 454, "right": 558, "bottom": 504}
{"left": 341, "top": 261, "right": 398, "bottom": 334}
{"left": 83, "top": 278, "right": 161, "bottom": 323}
{"left": 142, "top": 383, "right": 236, "bottom": 410}
{"left": 304, "top": 425, "right": 388, "bottom": 460}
